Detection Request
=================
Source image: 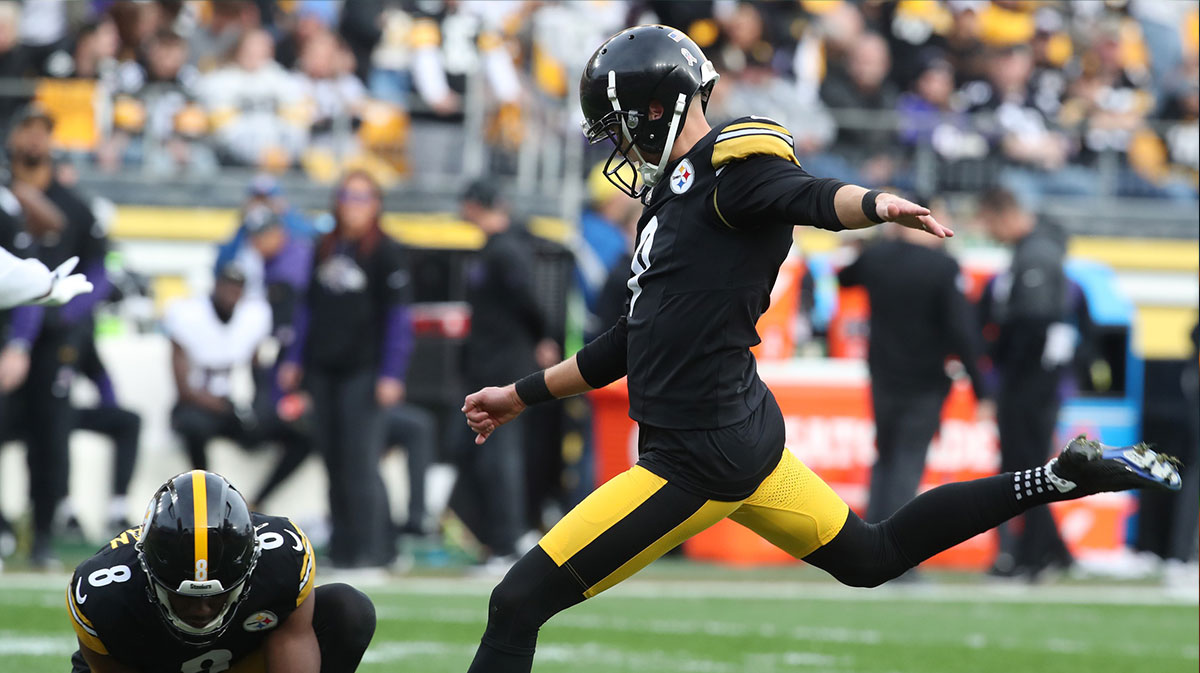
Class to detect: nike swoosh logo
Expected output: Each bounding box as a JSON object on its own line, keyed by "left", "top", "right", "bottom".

{"left": 255, "top": 523, "right": 269, "bottom": 531}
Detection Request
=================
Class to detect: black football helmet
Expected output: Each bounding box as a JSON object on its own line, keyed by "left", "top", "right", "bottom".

{"left": 580, "top": 24, "right": 719, "bottom": 199}
{"left": 136, "top": 471, "right": 260, "bottom": 645}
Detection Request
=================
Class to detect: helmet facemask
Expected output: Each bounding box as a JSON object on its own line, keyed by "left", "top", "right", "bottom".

{"left": 134, "top": 471, "right": 262, "bottom": 647}
{"left": 137, "top": 538, "right": 260, "bottom": 646}
{"left": 583, "top": 66, "right": 718, "bottom": 202}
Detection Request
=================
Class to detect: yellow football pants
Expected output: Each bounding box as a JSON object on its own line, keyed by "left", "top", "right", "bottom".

{"left": 538, "top": 449, "right": 850, "bottom": 598}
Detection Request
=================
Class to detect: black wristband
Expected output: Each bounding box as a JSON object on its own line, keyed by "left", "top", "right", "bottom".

{"left": 514, "top": 370, "right": 554, "bottom": 406}
{"left": 862, "top": 189, "right": 885, "bottom": 224}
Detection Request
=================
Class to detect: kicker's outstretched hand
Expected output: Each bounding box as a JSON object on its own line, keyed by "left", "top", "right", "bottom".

{"left": 462, "top": 385, "right": 526, "bottom": 445}
{"left": 877, "top": 194, "right": 954, "bottom": 238}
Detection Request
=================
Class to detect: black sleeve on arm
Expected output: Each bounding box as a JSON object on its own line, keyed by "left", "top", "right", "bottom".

{"left": 709, "top": 156, "right": 849, "bottom": 232}
{"left": 575, "top": 313, "right": 628, "bottom": 389}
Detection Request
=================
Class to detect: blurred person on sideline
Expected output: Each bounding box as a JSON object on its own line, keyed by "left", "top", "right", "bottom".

{"left": 70, "top": 329, "right": 139, "bottom": 536}
{"left": 228, "top": 204, "right": 317, "bottom": 510}
{"left": 382, "top": 392, "right": 439, "bottom": 538}
{"left": 215, "top": 174, "right": 321, "bottom": 272}
{"left": 976, "top": 186, "right": 1093, "bottom": 580}
{"left": 1170, "top": 324, "right": 1200, "bottom": 581}
{"left": 164, "top": 264, "right": 270, "bottom": 471}
{"left": 0, "top": 105, "right": 110, "bottom": 568}
{"left": 452, "top": 179, "right": 558, "bottom": 570}
{"left": 837, "top": 201, "right": 988, "bottom": 535}
{"left": 0, "top": 134, "right": 82, "bottom": 560}
{"left": 279, "top": 170, "right": 413, "bottom": 569}
{"left": 576, "top": 163, "right": 636, "bottom": 340}
{"left": 236, "top": 197, "right": 433, "bottom": 533}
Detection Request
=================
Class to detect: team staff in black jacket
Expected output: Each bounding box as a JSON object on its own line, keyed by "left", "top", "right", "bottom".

{"left": 977, "top": 186, "right": 1093, "bottom": 579}
{"left": 451, "top": 180, "right": 558, "bottom": 567}
{"left": 838, "top": 212, "right": 988, "bottom": 526}
{"left": 0, "top": 106, "right": 110, "bottom": 568}
{"left": 280, "top": 170, "right": 414, "bottom": 569}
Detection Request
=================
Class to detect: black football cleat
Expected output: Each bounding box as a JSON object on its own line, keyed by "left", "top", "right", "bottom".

{"left": 1046, "top": 435, "right": 1182, "bottom": 495}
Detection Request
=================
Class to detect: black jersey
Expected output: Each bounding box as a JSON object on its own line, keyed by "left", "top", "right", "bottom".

{"left": 67, "top": 514, "right": 315, "bottom": 673}
{"left": 575, "top": 116, "right": 848, "bottom": 499}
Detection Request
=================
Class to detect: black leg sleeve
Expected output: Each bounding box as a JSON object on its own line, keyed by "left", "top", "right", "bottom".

{"left": 312, "top": 583, "right": 376, "bottom": 673}
{"left": 806, "top": 474, "right": 1025, "bottom": 587}
{"left": 468, "top": 546, "right": 587, "bottom": 673}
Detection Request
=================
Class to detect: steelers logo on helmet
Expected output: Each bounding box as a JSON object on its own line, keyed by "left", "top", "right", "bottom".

{"left": 670, "top": 159, "right": 695, "bottom": 194}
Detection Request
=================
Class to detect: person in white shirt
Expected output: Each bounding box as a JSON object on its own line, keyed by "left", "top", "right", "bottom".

{"left": 164, "top": 264, "right": 270, "bottom": 469}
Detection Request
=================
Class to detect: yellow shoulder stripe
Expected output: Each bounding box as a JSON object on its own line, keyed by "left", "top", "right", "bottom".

{"left": 712, "top": 133, "right": 799, "bottom": 169}
{"left": 290, "top": 518, "right": 316, "bottom": 606}
{"left": 720, "top": 120, "right": 791, "bottom": 136}
{"left": 66, "top": 585, "right": 108, "bottom": 655}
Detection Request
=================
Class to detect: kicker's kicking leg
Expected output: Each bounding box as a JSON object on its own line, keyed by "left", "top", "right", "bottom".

{"left": 803, "top": 436, "right": 1183, "bottom": 587}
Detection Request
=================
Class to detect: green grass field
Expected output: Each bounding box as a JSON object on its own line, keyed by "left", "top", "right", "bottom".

{"left": 2, "top": 563, "right": 1196, "bottom": 673}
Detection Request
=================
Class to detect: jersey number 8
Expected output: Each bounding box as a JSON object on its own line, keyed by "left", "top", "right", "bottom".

{"left": 87, "top": 564, "right": 132, "bottom": 588}
{"left": 181, "top": 649, "right": 233, "bottom": 672}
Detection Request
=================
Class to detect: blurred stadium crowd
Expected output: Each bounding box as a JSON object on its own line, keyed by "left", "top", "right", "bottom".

{"left": 0, "top": 0, "right": 1193, "bottom": 200}
{"left": 0, "top": 0, "right": 1194, "bottom": 583}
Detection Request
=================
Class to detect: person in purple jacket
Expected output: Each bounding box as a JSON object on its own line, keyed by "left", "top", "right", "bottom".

{"left": 278, "top": 170, "right": 413, "bottom": 569}
{"left": 0, "top": 105, "right": 112, "bottom": 568}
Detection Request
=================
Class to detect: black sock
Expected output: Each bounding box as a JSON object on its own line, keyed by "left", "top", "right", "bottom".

{"left": 1010, "top": 464, "right": 1074, "bottom": 507}
{"left": 890, "top": 467, "right": 1080, "bottom": 567}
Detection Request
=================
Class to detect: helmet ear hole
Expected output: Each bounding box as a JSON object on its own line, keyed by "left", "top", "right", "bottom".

{"left": 648, "top": 101, "right": 664, "bottom": 121}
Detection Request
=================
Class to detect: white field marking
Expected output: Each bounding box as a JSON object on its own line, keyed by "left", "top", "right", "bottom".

{"left": 330, "top": 573, "right": 1199, "bottom": 607}
{"left": 0, "top": 590, "right": 67, "bottom": 608}
{"left": 361, "top": 639, "right": 851, "bottom": 672}
{"left": 360, "top": 640, "right": 472, "bottom": 662}
{"left": 0, "top": 632, "right": 77, "bottom": 656}
{"left": 2, "top": 573, "right": 1197, "bottom": 608}
{"left": 0, "top": 633, "right": 855, "bottom": 673}
{"left": 7, "top": 570, "right": 1196, "bottom": 606}
{"left": 374, "top": 605, "right": 1198, "bottom": 661}
{"left": 376, "top": 604, "right": 882, "bottom": 643}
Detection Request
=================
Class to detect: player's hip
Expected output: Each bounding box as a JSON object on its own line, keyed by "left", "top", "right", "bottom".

{"left": 635, "top": 387, "right": 785, "bottom": 501}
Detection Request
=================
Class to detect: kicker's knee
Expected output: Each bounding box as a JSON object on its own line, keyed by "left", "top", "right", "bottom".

{"left": 481, "top": 547, "right": 585, "bottom": 655}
